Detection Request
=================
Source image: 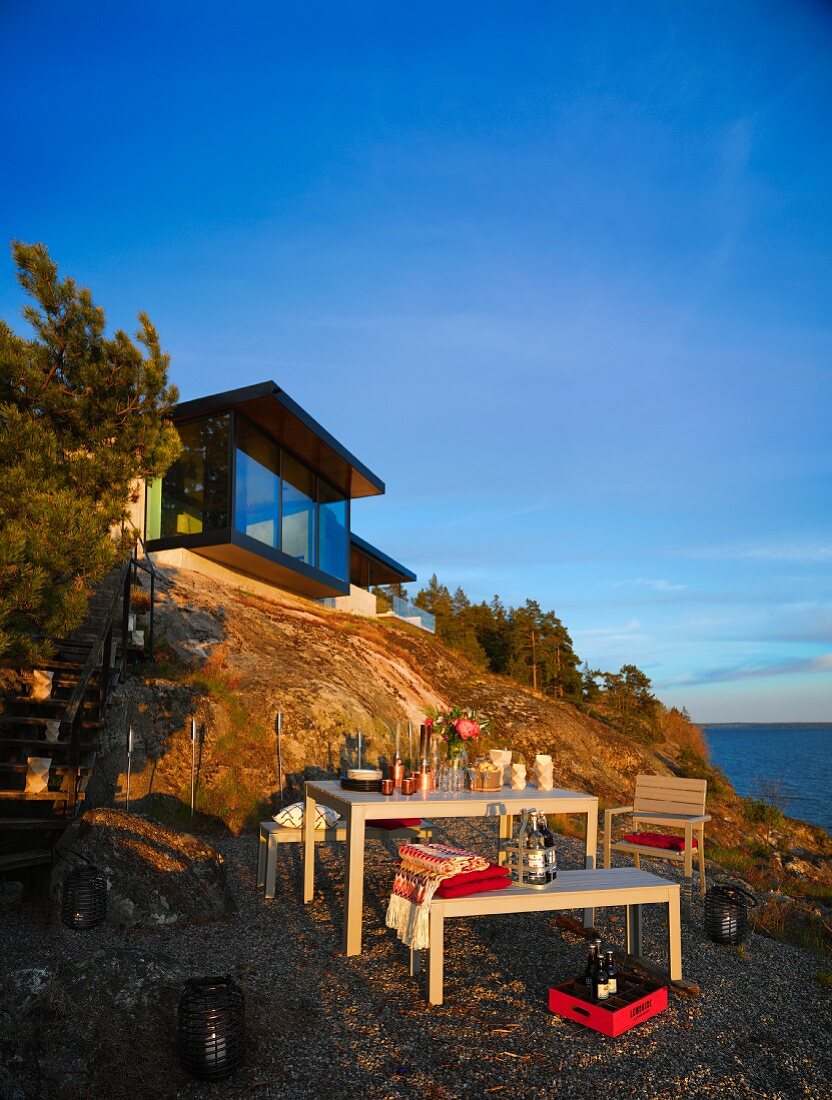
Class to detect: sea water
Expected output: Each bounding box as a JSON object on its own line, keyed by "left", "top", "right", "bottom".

{"left": 702, "top": 723, "right": 832, "bottom": 835}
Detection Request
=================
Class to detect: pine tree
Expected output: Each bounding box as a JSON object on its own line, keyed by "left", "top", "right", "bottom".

{"left": 0, "top": 242, "right": 181, "bottom": 659}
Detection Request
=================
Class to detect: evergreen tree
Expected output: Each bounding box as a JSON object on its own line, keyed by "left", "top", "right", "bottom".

{"left": 0, "top": 242, "right": 181, "bottom": 659}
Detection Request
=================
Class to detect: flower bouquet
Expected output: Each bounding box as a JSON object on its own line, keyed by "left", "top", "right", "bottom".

{"left": 426, "top": 706, "right": 491, "bottom": 764}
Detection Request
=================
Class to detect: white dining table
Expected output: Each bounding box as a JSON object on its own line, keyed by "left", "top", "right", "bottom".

{"left": 303, "top": 780, "right": 600, "bottom": 956}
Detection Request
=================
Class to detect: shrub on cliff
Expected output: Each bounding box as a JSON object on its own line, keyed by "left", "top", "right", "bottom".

{"left": 0, "top": 242, "right": 181, "bottom": 659}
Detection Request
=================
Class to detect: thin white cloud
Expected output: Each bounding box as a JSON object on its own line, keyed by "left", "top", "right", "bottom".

{"left": 686, "top": 539, "right": 832, "bottom": 564}
{"left": 612, "top": 578, "right": 687, "bottom": 592}
{"left": 659, "top": 653, "right": 832, "bottom": 689}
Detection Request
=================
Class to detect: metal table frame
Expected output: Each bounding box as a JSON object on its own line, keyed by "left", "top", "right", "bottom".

{"left": 304, "top": 780, "right": 599, "bottom": 956}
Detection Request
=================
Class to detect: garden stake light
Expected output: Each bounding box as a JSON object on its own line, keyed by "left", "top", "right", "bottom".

{"left": 125, "top": 725, "right": 133, "bottom": 811}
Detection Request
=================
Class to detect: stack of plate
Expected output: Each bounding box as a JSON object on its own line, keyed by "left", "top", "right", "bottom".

{"left": 341, "top": 768, "right": 383, "bottom": 792}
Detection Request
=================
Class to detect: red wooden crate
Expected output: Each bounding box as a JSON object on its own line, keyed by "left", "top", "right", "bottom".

{"left": 548, "top": 973, "right": 667, "bottom": 1037}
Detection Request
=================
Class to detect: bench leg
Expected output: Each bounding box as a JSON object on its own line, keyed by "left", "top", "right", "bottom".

{"left": 427, "top": 910, "right": 445, "bottom": 1005}
{"left": 682, "top": 876, "right": 692, "bottom": 923}
{"left": 265, "top": 834, "right": 279, "bottom": 900}
{"left": 626, "top": 903, "right": 643, "bottom": 959}
{"left": 668, "top": 889, "right": 682, "bottom": 981}
{"left": 257, "top": 828, "right": 267, "bottom": 888}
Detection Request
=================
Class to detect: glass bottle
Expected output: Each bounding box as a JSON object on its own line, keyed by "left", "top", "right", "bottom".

{"left": 537, "top": 812, "right": 558, "bottom": 882}
{"left": 524, "top": 812, "right": 547, "bottom": 886}
{"left": 605, "top": 950, "right": 618, "bottom": 996}
{"left": 593, "top": 949, "right": 610, "bottom": 1002}
{"left": 582, "top": 945, "right": 596, "bottom": 998}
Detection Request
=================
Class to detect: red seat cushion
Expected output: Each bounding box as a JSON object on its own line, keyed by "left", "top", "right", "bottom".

{"left": 373, "top": 818, "right": 423, "bottom": 830}
{"left": 436, "top": 876, "right": 512, "bottom": 899}
{"left": 623, "top": 831, "right": 697, "bottom": 851}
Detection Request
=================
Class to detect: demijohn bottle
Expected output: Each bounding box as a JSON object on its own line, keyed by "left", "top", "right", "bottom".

{"left": 525, "top": 812, "right": 547, "bottom": 886}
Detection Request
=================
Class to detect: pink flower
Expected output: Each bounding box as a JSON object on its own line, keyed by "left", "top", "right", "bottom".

{"left": 423, "top": 716, "right": 434, "bottom": 727}
{"left": 454, "top": 717, "right": 480, "bottom": 740}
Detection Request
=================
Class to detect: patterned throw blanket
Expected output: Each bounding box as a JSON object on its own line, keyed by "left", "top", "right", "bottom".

{"left": 386, "top": 842, "right": 489, "bottom": 950}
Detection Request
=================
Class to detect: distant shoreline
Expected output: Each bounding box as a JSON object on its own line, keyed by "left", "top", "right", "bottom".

{"left": 699, "top": 721, "right": 832, "bottom": 729}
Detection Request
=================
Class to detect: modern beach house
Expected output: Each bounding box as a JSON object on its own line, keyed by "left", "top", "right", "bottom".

{"left": 141, "top": 381, "right": 433, "bottom": 629}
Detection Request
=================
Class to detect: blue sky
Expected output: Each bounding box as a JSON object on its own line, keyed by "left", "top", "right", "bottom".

{"left": 1, "top": 2, "right": 830, "bottom": 722}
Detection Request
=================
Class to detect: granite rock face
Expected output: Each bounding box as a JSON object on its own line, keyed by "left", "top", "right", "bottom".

{"left": 53, "top": 808, "right": 234, "bottom": 928}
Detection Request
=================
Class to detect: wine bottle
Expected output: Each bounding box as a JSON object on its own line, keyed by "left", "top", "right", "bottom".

{"left": 537, "top": 812, "right": 558, "bottom": 882}
{"left": 583, "top": 945, "right": 596, "bottom": 998}
{"left": 605, "top": 950, "right": 618, "bottom": 996}
{"left": 593, "top": 950, "right": 610, "bottom": 1002}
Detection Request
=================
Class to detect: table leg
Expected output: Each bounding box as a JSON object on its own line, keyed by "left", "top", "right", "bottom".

{"left": 410, "top": 949, "right": 422, "bottom": 977}
{"left": 626, "top": 903, "right": 643, "bottom": 958}
{"left": 583, "top": 805, "right": 598, "bottom": 928}
{"left": 344, "top": 808, "right": 366, "bottom": 956}
{"left": 303, "top": 789, "right": 315, "bottom": 903}
{"left": 498, "top": 812, "right": 513, "bottom": 865}
{"left": 667, "top": 888, "right": 682, "bottom": 981}
{"left": 257, "top": 826, "right": 266, "bottom": 888}
{"left": 427, "top": 908, "right": 445, "bottom": 1005}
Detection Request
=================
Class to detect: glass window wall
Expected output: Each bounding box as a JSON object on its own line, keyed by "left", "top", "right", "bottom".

{"left": 281, "top": 453, "right": 316, "bottom": 565}
{"left": 158, "top": 413, "right": 230, "bottom": 538}
{"left": 235, "top": 417, "right": 279, "bottom": 548}
{"left": 318, "top": 482, "right": 348, "bottom": 581}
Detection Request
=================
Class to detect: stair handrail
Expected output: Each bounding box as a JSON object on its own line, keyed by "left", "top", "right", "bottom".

{"left": 59, "top": 556, "right": 132, "bottom": 810}
{"left": 130, "top": 536, "right": 157, "bottom": 658}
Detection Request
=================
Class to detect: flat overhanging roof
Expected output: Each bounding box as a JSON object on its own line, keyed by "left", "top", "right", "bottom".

{"left": 173, "top": 381, "right": 385, "bottom": 499}
{"left": 350, "top": 533, "right": 416, "bottom": 586}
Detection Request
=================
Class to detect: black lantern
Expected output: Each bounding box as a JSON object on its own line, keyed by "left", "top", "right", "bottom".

{"left": 61, "top": 863, "right": 108, "bottom": 929}
{"left": 177, "top": 976, "right": 245, "bottom": 1081}
{"left": 704, "top": 882, "right": 757, "bottom": 945}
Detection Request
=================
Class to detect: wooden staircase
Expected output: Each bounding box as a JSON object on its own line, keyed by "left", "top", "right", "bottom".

{"left": 0, "top": 559, "right": 135, "bottom": 871}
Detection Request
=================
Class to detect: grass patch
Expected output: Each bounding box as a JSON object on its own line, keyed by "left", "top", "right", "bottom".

{"left": 744, "top": 797, "right": 785, "bottom": 831}
{"left": 815, "top": 969, "right": 832, "bottom": 989}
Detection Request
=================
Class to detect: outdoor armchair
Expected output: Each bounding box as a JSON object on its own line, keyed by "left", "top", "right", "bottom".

{"left": 603, "top": 774, "right": 710, "bottom": 916}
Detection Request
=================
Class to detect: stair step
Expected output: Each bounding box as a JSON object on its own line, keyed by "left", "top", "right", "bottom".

{"left": 0, "top": 796, "right": 83, "bottom": 805}
{"left": 0, "top": 849, "right": 53, "bottom": 870}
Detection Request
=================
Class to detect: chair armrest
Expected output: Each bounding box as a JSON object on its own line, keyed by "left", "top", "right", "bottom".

{"left": 605, "top": 805, "right": 634, "bottom": 819}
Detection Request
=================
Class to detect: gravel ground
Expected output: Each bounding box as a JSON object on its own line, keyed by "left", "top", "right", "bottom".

{"left": 2, "top": 819, "right": 831, "bottom": 1099}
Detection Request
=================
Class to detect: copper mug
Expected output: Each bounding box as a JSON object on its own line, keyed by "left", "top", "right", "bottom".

{"left": 401, "top": 776, "right": 416, "bottom": 795}
{"left": 381, "top": 779, "right": 394, "bottom": 796}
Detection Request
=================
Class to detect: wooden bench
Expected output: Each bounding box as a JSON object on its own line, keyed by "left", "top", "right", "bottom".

{"left": 258, "top": 819, "right": 434, "bottom": 900}
{"left": 410, "top": 867, "right": 681, "bottom": 1005}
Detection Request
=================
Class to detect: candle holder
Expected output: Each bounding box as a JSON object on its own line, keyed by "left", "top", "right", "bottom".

{"left": 177, "top": 976, "right": 245, "bottom": 1081}
{"left": 401, "top": 776, "right": 416, "bottom": 795}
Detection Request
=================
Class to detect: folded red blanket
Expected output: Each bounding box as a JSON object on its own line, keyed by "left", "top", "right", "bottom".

{"left": 374, "top": 818, "right": 422, "bottom": 830}
{"left": 436, "top": 876, "right": 513, "bottom": 899}
{"left": 437, "top": 861, "right": 511, "bottom": 889}
{"left": 623, "top": 831, "right": 697, "bottom": 851}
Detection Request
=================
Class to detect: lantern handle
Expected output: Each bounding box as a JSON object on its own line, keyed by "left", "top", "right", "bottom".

{"left": 711, "top": 881, "right": 757, "bottom": 908}
{"left": 54, "top": 847, "right": 96, "bottom": 868}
